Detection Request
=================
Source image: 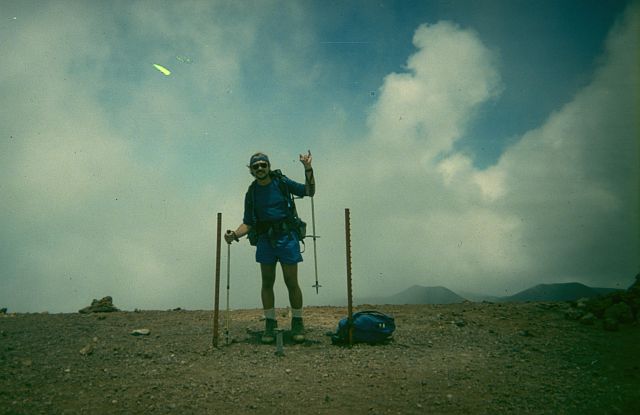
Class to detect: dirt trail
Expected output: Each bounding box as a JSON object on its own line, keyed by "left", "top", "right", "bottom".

{"left": 1, "top": 302, "right": 638, "bottom": 414}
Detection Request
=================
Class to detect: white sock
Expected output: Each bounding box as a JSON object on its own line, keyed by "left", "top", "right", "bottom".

{"left": 291, "top": 308, "right": 303, "bottom": 319}
{"left": 264, "top": 308, "right": 276, "bottom": 320}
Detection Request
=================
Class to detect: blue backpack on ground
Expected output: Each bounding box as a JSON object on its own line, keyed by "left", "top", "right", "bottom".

{"left": 331, "top": 310, "right": 395, "bottom": 345}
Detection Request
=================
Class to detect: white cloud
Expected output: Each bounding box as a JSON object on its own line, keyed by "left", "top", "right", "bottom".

{"left": 368, "top": 21, "right": 502, "bottom": 162}
{"left": 0, "top": 1, "right": 338, "bottom": 313}
{"left": 319, "top": 4, "right": 638, "bottom": 299}
{"left": 0, "top": 3, "right": 235, "bottom": 312}
{"left": 487, "top": 2, "right": 639, "bottom": 284}
{"left": 0, "top": 2, "right": 637, "bottom": 313}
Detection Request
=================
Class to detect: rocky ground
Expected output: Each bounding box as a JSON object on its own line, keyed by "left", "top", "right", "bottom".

{"left": 1, "top": 301, "right": 638, "bottom": 414}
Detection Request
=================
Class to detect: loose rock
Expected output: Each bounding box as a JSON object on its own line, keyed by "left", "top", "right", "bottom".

{"left": 79, "top": 342, "right": 95, "bottom": 356}
{"left": 79, "top": 296, "right": 120, "bottom": 314}
{"left": 579, "top": 313, "right": 596, "bottom": 325}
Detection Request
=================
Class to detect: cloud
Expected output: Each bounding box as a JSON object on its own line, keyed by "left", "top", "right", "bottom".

{"left": 318, "top": 5, "right": 638, "bottom": 299}
{"left": 0, "top": 2, "right": 637, "bottom": 313}
{"left": 0, "top": 3, "right": 233, "bottom": 312}
{"left": 368, "top": 21, "right": 502, "bottom": 161}
{"left": 488, "top": 1, "right": 639, "bottom": 285}
{"left": 0, "top": 1, "right": 336, "bottom": 313}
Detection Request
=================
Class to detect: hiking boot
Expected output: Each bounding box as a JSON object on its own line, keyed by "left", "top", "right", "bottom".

{"left": 291, "top": 317, "right": 305, "bottom": 343}
{"left": 261, "top": 318, "right": 277, "bottom": 344}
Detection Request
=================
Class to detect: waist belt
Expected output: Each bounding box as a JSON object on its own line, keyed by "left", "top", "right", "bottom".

{"left": 256, "top": 219, "right": 293, "bottom": 236}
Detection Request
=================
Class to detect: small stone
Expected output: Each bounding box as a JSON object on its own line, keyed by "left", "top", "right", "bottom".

{"left": 79, "top": 343, "right": 94, "bottom": 356}
{"left": 579, "top": 313, "right": 595, "bottom": 325}
{"left": 564, "top": 308, "right": 583, "bottom": 320}
{"left": 131, "top": 329, "right": 151, "bottom": 336}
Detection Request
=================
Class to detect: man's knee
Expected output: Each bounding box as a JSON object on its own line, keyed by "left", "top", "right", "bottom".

{"left": 284, "top": 280, "right": 300, "bottom": 292}
{"left": 262, "top": 275, "right": 275, "bottom": 289}
{"left": 281, "top": 264, "right": 299, "bottom": 287}
{"left": 282, "top": 262, "right": 297, "bottom": 273}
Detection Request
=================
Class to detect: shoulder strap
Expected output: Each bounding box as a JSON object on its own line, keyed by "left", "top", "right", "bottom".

{"left": 246, "top": 181, "right": 257, "bottom": 225}
{"left": 271, "top": 170, "right": 298, "bottom": 220}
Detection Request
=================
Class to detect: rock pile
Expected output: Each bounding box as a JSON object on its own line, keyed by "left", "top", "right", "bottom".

{"left": 78, "top": 296, "right": 120, "bottom": 314}
{"left": 565, "top": 273, "right": 640, "bottom": 331}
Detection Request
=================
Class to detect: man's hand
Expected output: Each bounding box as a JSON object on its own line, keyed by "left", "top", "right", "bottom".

{"left": 224, "top": 230, "right": 239, "bottom": 244}
{"left": 299, "top": 150, "right": 312, "bottom": 169}
{"left": 301, "top": 150, "right": 315, "bottom": 196}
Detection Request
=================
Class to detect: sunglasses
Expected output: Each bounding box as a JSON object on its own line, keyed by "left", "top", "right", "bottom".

{"left": 251, "top": 162, "right": 269, "bottom": 170}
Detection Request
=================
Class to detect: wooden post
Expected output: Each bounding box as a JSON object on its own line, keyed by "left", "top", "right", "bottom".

{"left": 345, "top": 208, "right": 354, "bottom": 346}
{"left": 225, "top": 243, "right": 231, "bottom": 345}
{"left": 213, "top": 213, "right": 222, "bottom": 347}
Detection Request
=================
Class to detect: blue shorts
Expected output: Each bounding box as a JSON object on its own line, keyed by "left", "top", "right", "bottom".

{"left": 256, "top": 233, "right": 303, "bottom": 265}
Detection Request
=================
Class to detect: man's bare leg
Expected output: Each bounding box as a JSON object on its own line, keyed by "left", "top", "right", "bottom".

{"left": 282, "top": 263, "right": 305, "bottom": 342}
{"left": 260, "top": 263, "right": 277, "bottom": 343}
{"left": 282, "top": 263, "right": 302, "bottom": 309}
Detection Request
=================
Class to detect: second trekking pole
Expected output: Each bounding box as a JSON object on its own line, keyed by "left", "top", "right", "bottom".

{"left": 310, "top": 196, "right": 321, "bottom": 293}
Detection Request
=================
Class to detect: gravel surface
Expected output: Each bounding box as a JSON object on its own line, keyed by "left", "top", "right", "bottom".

{"left": 1, "top": 302, "right": 638, "bottom": 414}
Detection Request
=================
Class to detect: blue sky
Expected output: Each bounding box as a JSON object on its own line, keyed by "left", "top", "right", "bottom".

{"left": 1, "top": 0, "right": 638, "bottom": 312}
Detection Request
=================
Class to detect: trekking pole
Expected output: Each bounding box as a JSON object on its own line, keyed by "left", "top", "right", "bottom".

{"left": 345, "top": 208, "right": 353, "bottom": 346}
{"left": 225, "top": 241, "right": 231, "bottom": 345}
{"left": 213, "top": 213, "right": 222, "bottom": 347}
{"left": 310, "top": 196, "right": 321, "bottom": 294}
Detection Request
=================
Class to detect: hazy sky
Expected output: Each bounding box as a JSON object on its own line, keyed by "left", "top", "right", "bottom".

{"left": 1, "top": 0, "right": 638, "bottom": 312}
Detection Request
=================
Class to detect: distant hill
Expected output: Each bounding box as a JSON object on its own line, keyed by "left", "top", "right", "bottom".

{"left": 500, "top": 282, "right": 622, "bottom": 302}
{"left": 350, "top": 282, "right": 624, "bottom": 307}
{"left": 358, "top": 285, "right": 467, "bottom": 305}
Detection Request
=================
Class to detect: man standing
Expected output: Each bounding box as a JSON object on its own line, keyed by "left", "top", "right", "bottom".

{"left": 225, "top": 151, "right": 315, "bottom": 343}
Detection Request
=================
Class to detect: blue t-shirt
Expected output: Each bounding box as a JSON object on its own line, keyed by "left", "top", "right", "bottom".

{"left": 243, "top": 176, "right": 306, "bottom": 226}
